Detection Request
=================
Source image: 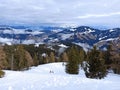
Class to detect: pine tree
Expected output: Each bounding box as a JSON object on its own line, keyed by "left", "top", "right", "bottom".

{"left": 33, "top": 53, "right": 39, "bottom": 66}
{"left": 3, "top": 45, "right": 15, "bottom": 70}
{"left": 49, "top": 52, "right": 55, "bottom": 63}
{"left": 98, "top": 51, "right": 107, "bottom": 78}
{"left": 84, "top": 46, "right": 107, "bottom": 79}
{"left": 62, "top": 52, "right": 68, "bottom": 62}
{"left": 18, "top": 45, "right": 27, "bottom": 70}
{"left": 105, "top": 45, "right": 112, "bottom": 65}
{"left": 40, "top": 53, "right": 49, "bottom": 64}
{"left": 109, "top": 40, "right": 120, "bottom": 74}
{"left": 62, "top": 52, "right": 68, "bottom": 65}
{"left": 0, "top": 46, "right": 9, "bottom": 69}
{"left": 44, "top": 55, "right": 49, "bottom": 64}
{"left": 15, "top": 45, "right": 29, "bottom": 70}
{"left": 65, "top": 46, "right": 80, "bottom": 74}
{"left": 0, "top": 70, "right": 5, "bottom": 78}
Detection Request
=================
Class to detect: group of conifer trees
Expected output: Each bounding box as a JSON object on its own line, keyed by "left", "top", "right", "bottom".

{"left": 2, "top": 44, "right": 57, "bottom": 71}
{"left": 65, "top": 41, "right": 120, "bottom": 79}
{"left": 3, "top": 45, "right": 32, "bottom": 70}
{"left": 0, "top": 44, "right": 58, "bottom": 77}
{"left": 0, "top": 39, "right": 119, "bottom": 79}
{"left": 84, "top": 46, "right": 107, "bottom": 79}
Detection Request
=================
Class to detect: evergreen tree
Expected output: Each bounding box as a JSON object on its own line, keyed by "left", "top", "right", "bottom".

{"left": 61, "top": 52, "right": 68, "bottom": 65}
{"left": 98, "top": 51, "right": 107, "bottom": 78}
{"left": 49, "top": 52, "right": 55, "bottom": 63}
{"left": 109, "top": 40, "right": 120, "bottom": 74}
{"left": 3, "top": 45, "right": 15, "bottom": 70}
{"left": 14, "top": 45, "right": 29, "bottom": 70}
{"left": 104, "top": 45, "right": 112, "bottom": 66}
{"left": 40, "top": 53, "right": 49, "bottom": 64}
{"left": 84, "top": 46, "right": 107, "bottom": 79}
{"left": 18, "top": 45, "right": 26, "bottom": 70}
{"left": 44, "top": 54, "right": 49, "bottom": 64}
{"left": 0, "top": 70, "right": 5, "bottom": 78}
{"left": 0, "top": 46, "right": 9, "bottom": 69}
{"left": 62, "top": 52, "right": 68, "bottom": 62}
{"left": 65, "top": 46, "right": 80, "bottom": 74}
{"left": 33, "top": 53, "right": 39, "bottom": 66}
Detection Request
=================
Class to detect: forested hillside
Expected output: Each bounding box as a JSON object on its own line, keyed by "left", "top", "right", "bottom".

{"left": 0, "top": 38, "right": 119, "bottom": 78}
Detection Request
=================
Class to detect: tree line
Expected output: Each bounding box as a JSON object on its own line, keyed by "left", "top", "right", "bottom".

{"left": 0, "top": 39, "right": 119, "bottom": 79}
{"left": 65, "top": 40, "right": 120, "bottom": 79}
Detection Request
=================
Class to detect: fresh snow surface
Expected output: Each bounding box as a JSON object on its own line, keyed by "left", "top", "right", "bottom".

{"left": 109, "top": 29, "right": 115, "bottom": 32}
{"left": 99, "top": 36, "right": 107, "bottom": 40}
{"left": 61, "top": 33, "right": 74, "bottom": 40}
{"left": 99, "top": 38, "right": 119, "bottom": 43}
{"left": 83, "top": 29, "right": 95, "bottom": 34}
{"left": 88, "top": 29, "right": 95, "bottom": 33}
{"left": 34, "top": 42, "right": 44, "bottom": 47}
{"left": 22, "top": 40, "right": 35, "bottom": 45}
{"left": 52, "top": 29, "right": 63, "bottom": 33}
{"left": 70, "top": 28, "right": 76, "bottom": 31}
{"left": 0, "top": 63, "right": 120, "bottom": 90}
{"left": 75, "top": 42, "right": 92, "bottom": 52}
{"left": 58, "top": 44, "right": 68, "bottom": 48}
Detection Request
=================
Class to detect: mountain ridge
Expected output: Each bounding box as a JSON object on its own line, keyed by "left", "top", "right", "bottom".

{"left": 0, "top": 25, "right": 119, "bottom": 50}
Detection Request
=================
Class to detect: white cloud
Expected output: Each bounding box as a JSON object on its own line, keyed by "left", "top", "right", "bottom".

{"left": 0, "top": 0, "right": 120, "bottom": 28}
{"left": 77, "top": 12, "right": 120, "bottom": 19}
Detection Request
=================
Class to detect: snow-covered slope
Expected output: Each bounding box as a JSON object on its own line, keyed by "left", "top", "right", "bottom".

{"left": 0, "top": 63, "right": 120, "bottom": 90}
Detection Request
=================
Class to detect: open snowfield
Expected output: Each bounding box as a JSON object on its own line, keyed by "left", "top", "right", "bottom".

{"left": 0, "top": 63, "right": 120, "bottom": 90}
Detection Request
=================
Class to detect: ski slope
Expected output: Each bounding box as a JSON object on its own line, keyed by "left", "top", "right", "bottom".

{"left": 0, "top": 63, "right": 120, "bottom": 90}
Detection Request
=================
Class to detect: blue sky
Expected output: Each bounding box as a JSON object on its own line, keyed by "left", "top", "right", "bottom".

{"left": 0, "top": 0, "right": 120, "bottom": 28}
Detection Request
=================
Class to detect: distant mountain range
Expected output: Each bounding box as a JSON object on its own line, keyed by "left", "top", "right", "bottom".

{"left": 0, "top": 25, "right": 119, "bottom": 50}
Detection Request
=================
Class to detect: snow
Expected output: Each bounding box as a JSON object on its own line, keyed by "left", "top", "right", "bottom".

{"left": 70, "top": 28, "right": 76, "bottom": 31}
{"left": 99, "top": 38, "right": 119, "bottom": 43}
{"left": 106, "top": 38, "right": 116, "bottom": 41}
{"left": 75, "top": 42, "right": 92, "bottom": 52}
{"left": 58, "top": 44, "right": 68, "bottom": 55}
{"left": 58, "top": 44, "right": 68, "bottom": 48}
{"left": 0, "top": 63, "right": 120, "bottom": 90}
{"left": 30, "top": 31, "right": 44, "bottom": 35}
{"left": 99, "top": 36, "right": 107, "bottom": 40}
{"left": 83, "top": 29, "right": 95, "bottom": 34}
{"left": 61, "top": 33, "right": 74, "bottom": 40}
{"left": 52, "top": 29, "right": 63, "bottom": 33}
{"left": 42, "top": 53, "right": 47, "bottom": 57}
{"left": 34, "top": 42, "right": 44, "bottom": 47}
{"left": 109, "top": 29, "right": 115, "bottom": 32}
{"left": 88, "top": 28, "right": 95, "bottom": 33}
{"left": 22, "top": 40, "right": 35, "bottom": 44}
